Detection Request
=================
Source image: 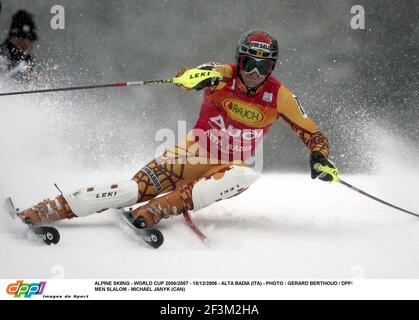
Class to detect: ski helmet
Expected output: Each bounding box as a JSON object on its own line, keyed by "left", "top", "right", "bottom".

{"left": 236, "top": 30, "right": 278, "bottom": 75}
{"left": 9, "top": 10, "right": 38, "bottom": 41}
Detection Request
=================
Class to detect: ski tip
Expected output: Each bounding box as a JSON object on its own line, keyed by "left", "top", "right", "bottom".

{"left": 5, "top": 196, "right": 14, "bottom": 206}
{"left": 5, "top": 196, "right": 17, "bottom": 219}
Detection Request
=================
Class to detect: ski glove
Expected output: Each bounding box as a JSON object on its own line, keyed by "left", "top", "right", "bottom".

{"left": 310, "top": 151, "right": 335, "bottom": 182}
{"left": 175, "top": 65, "right": 220, "bottom": 91}
{"left": 193, "top": 66, "right": 220, "bottom": 91}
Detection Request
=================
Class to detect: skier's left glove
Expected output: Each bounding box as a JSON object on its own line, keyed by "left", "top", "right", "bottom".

{"left": 310, "top": 151, "right": 335, "bottom": 182}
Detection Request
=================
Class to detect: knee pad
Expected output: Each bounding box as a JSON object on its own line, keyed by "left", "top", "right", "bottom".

{"left": 192, "top": 166, "right": 260, "bottom": 211}
{"left": 64, "top": 180, "right": 138, "bottom": 217}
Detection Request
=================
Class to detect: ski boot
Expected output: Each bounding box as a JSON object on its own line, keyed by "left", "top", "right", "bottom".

{"left": 131, "top": 184, "right": 193, "bottom": 229}
{"left": 17, "top": 195, "right": 76, "bottom": 226}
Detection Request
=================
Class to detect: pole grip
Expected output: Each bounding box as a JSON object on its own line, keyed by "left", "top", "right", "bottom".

{"left": 314, "top": 164, "right": 340, "bottom": 182}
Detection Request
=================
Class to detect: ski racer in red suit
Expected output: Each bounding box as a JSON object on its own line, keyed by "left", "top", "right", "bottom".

{"left": 16, "top": 30, "right": 336, "bottom": 229}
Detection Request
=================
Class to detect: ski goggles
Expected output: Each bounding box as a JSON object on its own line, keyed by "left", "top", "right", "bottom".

{"left": 240, "top": 56, "right": 274, "bottom": 77}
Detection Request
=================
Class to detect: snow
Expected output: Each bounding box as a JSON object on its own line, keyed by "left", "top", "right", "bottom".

{"left": 0, "top": 82, "right": 418, "bottom": 280}
{"left": 1, "top": 172, "right": 419, "bottom": 279}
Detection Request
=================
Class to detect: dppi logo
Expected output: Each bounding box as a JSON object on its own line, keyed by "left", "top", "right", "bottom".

{"left": 6, "top": 280, "right": 46, "bottom": 298}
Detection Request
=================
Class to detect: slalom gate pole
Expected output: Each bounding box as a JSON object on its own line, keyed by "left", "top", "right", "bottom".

{"left": 314, "top": 164, "right": 419, "bottom": 219}
{"left": 0, "top": 68, "right": 224, "bottom": 97}
{"left": 183, "top": 211, "right": 209, "bottom": 243}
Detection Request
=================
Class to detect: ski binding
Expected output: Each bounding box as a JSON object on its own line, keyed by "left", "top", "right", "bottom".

{"left": 120, "top": 208, "right": 164, "bottom": 249}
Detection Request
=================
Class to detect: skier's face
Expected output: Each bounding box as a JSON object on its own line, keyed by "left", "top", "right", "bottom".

{"left": 239, "top": 68, "right": 267, "bottom": 88}
{"left": 10, "top": 37, "right": 33, "bottom": 53}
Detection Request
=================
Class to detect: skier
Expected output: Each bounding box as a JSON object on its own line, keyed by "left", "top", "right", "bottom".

{"left": 0, "top": 10, "right": 38, "bottom": 82}
{"left": 15, "top": 30, "right": 335, "bottom": 230}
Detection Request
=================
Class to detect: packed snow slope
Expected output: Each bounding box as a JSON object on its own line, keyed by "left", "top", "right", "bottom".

{"left": 1, "top": 172, "right": 419, "bottom": 279}
{"left": 1, "top": 86, "right": 419, "bottom": 279}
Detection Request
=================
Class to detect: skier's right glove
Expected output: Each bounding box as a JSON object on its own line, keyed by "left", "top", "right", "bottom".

{"left": 175, "top": 67, "right": 191, "bottom": 91}
{"left": 310, "top": 151, "right": 335, "bottom": 182}
{"left": 193, "top": 65, "right": 220, "bottom": 91}
{"left": 175, "top": 65, "right": 220, "bottom": 91}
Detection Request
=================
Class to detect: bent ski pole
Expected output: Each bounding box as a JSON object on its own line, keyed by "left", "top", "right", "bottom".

{"left": 0, "top": 68, "right": 224, "bottom": 97}
{"left": 314, "top": 164, "right": 419, "bottom": 218}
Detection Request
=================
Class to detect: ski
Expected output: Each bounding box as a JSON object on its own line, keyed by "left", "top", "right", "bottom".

{"left": 120, "top": 208, "right": 164, "bottom": 249}
{"left": 5, "top": 197, "right": 60, "bottom": 245}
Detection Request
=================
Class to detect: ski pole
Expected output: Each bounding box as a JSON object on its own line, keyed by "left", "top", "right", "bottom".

{"left": 314, "top": 164, "right": 419, "bottom": 218}
{"left": 0, "top": 68, "right": 224, "bottom": 97}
